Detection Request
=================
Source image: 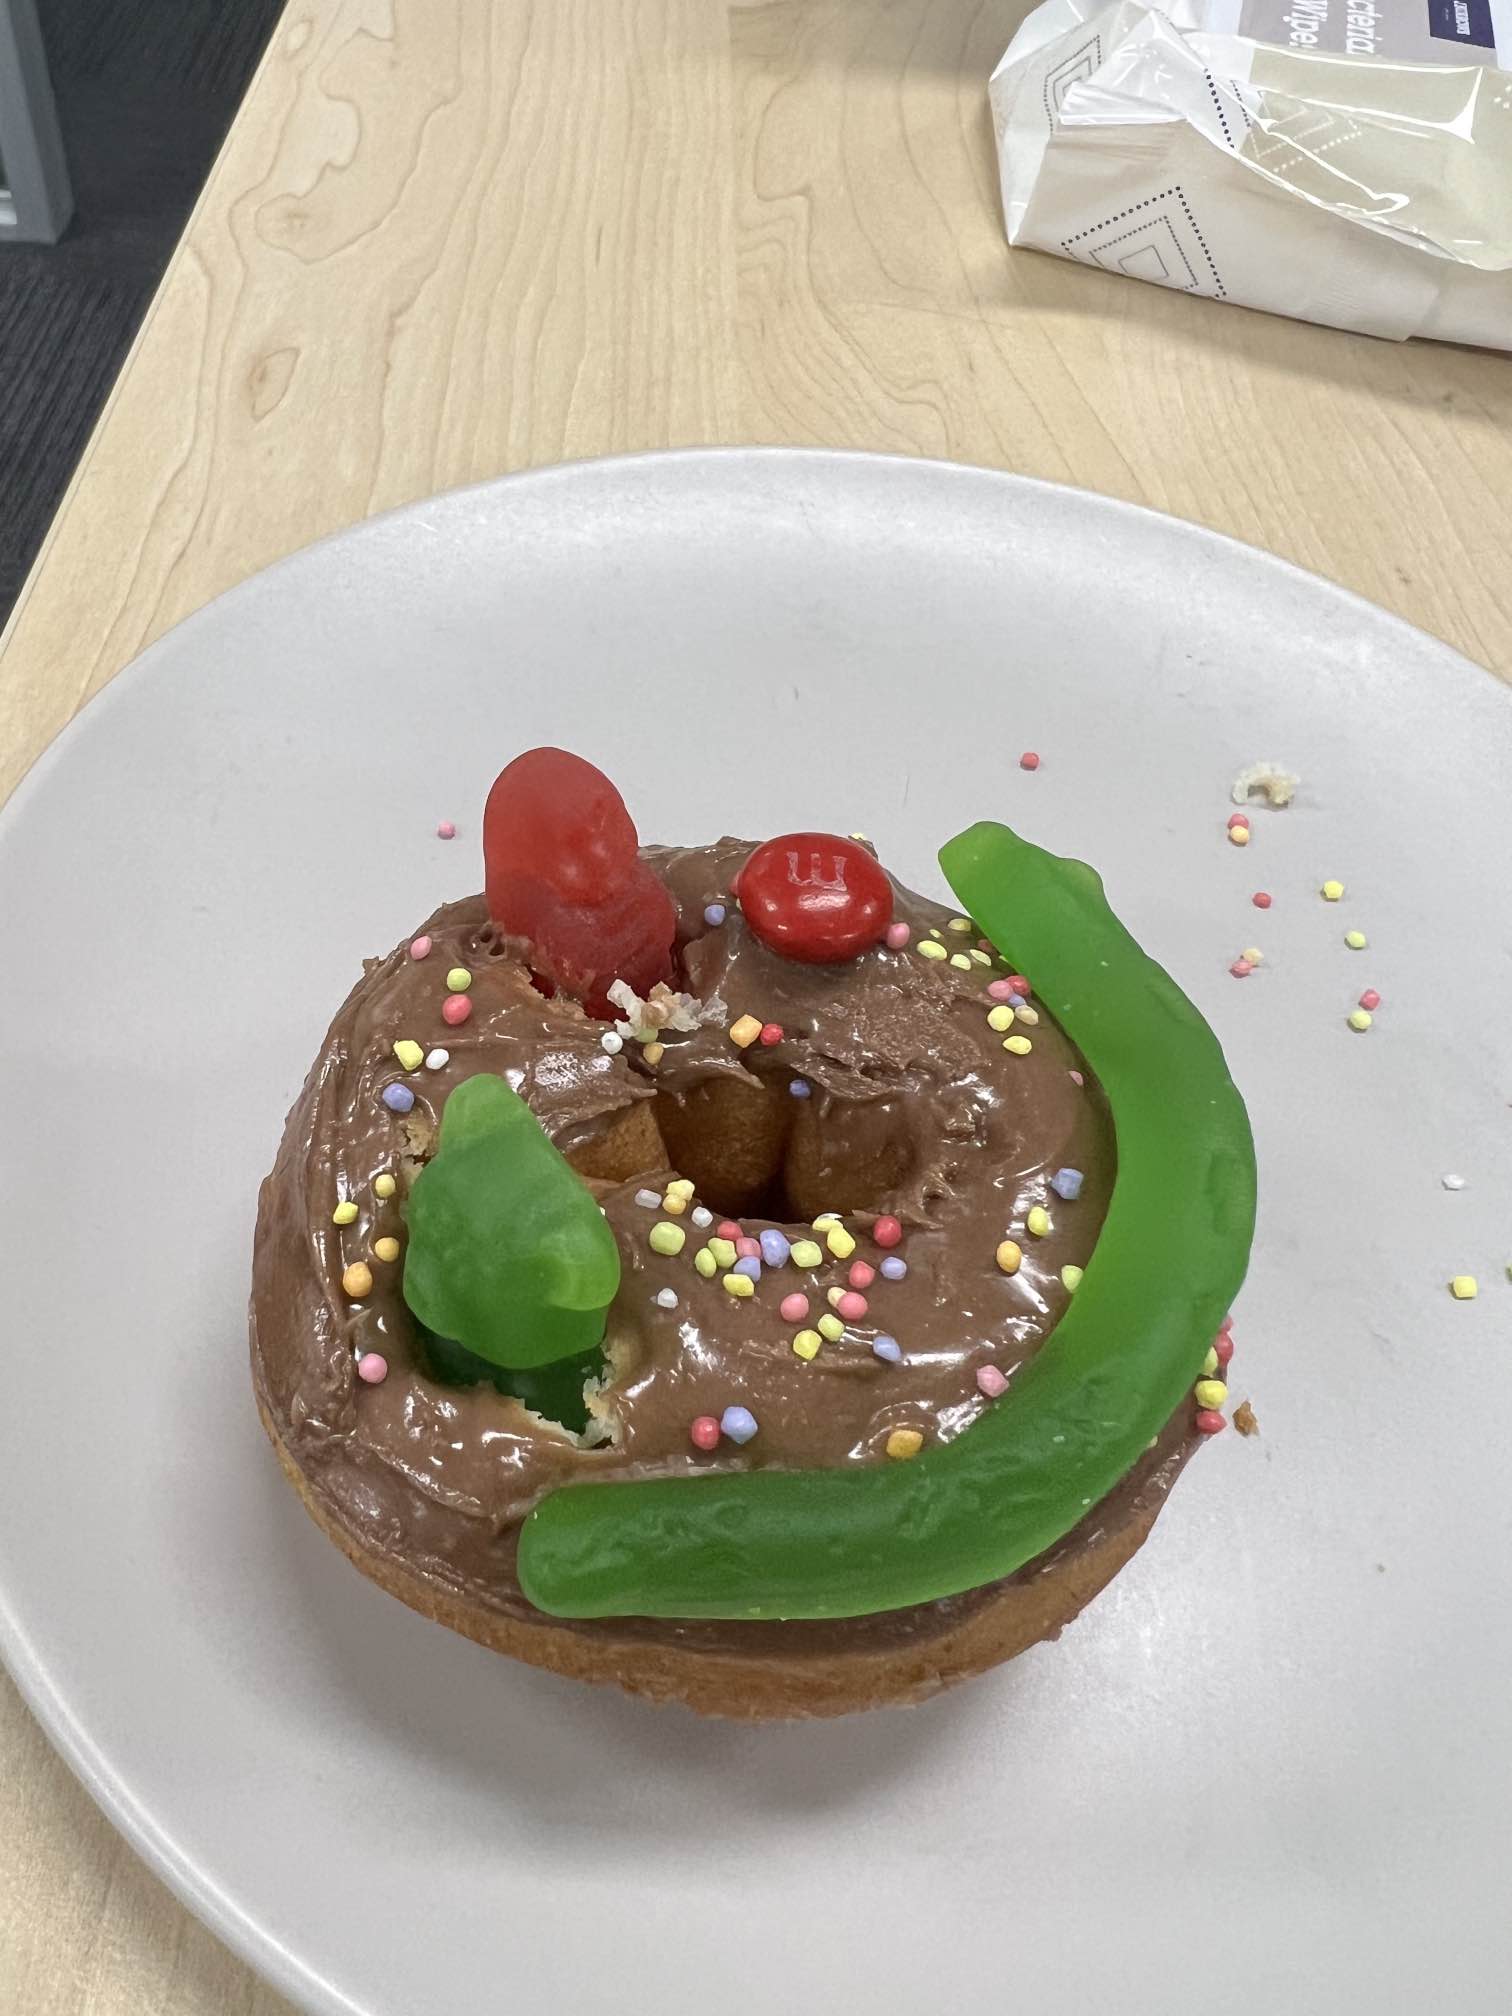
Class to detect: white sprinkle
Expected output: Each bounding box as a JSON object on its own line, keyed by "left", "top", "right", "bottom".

{"left": 634, "top": 1188, "right": 662, "bottom": 1209}
{"left": 655, "top": 1288, "right": 679, "bottom": 1310}
{"left": 1441, "top": 1174, "right": 1466, "bottom": 1191}
{"left": 600, "top": 1031, "right": 624, "bottom": 1055}
{"left": 690, "top": 1205, "right": 713, "bottom": 1228}
{"left": 424, "top": 1047, "right": 449, "bottom": 1071}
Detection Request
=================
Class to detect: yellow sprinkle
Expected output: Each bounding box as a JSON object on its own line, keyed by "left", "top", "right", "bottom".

{"left": 1061, "top": 1264, "right": 1083, "bottom": 1293}
{"left": 812, "top": 1213, "right": 840, "bottom": 1229}
{"left": 1321, "top": 879, "right": 1344, "bottom": 901}
{"left": 1345, "top": 930, "right": 1367, "bottom": 950}
{"left": 1347, "top": 1009, "right": 1373, "bottom": 1032}
{"left": 661, "top": 1191, "right": 687, "bottom": 1215}
{"left": 341, "top": 1262, "right": 373, "bottom": 1299}
{"left": 987, "top": 1004, "right": 1014, "bottom": 1033}
{"left": 1015, "top": 1004, "right": 1039, "bottom": 1026}
{"left": 1228, "top": 825, "right": 1250, "bottom": 847}
{"left": 392, "top": 1038, "right": 424, "bottom": 1073}
{"left": 1003, "top": 1035, "right": 1033, "bottom": 1056}
{"left": 947, "top": 917, "right": 974, "bottom": 934}
{"left": 372, "top": 1236, "right": 401, "bottom": 1264}
{"left": 928, "top": 927, "right": 943, "bottom": 939}
{"left": 694, "top": 1247, "right": 717, "bottom": 1278}
{"left": 1241, "top": 948, "right": 1263, "bottom": 966}
{"left": 1026, "top": 1205, "right": 1051, "bottom": 1238}
{"left": 849, "top": 830, "right": 869, "bottom": 841}
{"left": 1449, "top": 1275, "right": 1478, "bottom": 1300}
{"left": 995, "top": 1239, "right": 1022, "bottom": 1275}
{"left": 885, "top": 1428, "right": 924, "bottom": 1461}
{"left": 792, "top": 1330, "right": 822, "bottom": 1361}
{"left": 332, "top": 1201, "right": 359, "bottom": 1226}
{"left": 1194, "top": 1378, "right": 1228, "bottom": 1409}
{"left": 826, "top": 1224, "right": 857, "bottom": 1260}
{"left": 818, "top": 1312, "right": 845, "bottom": 1341}
{"left": 643, "top": 1041, "right": 665, "bottom": 1065}
{"left": 729, "top": 1014, "right": 763, "bottom": 1048}
{"left": 1202, "top": 1346, "right": 1219, "bottom": 1375}
{"left": 790, "top": 1239, "right": 823, "bottom": 1269}
{"left": 827, "top": 1285, "right": 846, "bottom": 1309}
{"left": 707, "top": 1237, "right": 736, "bottom": 1269}
{"left": 918, "top": 940, "right": 947, "bottom": 961}
{"left": 948, "top": 953, "right": 972, "bottom": 970}
{"left": 666, "top": 1177, "right": 696, "bottom": 1198}
{"left": 373, "top": 1174, "right": 397, "bottom": 1201}
{"left": 723, "top": 1272, "right": 754, "bottom": 1298}
{"left": 969, "top": 947, "right": 992, "bottom": 966}
{"left": 648, "top": 1221, "right": 686, "bottom": 1257}
{"left": 445, "top": 966, "right": 473, "bottom": 993}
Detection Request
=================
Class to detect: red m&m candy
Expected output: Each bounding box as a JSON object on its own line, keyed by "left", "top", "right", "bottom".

{"left": 736, "top": 833, "right": 893, "bottom": 964}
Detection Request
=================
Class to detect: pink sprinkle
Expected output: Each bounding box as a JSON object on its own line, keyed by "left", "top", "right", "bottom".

{"left": 1019, "top": 751, "right": 1040, "bottom": 771}
{"left": 717, "top": 1219, "right": 742, "bottom": 1242}
{"left": 884, "top": 921, "right": 911, "bottom": 950}
{"left": 779, "top": 1293, "right": 810, "bottom": 1323}
{"left": 871, "top": 1215, "right": 903, "bottom": 1249}
{"left": 735, "top": 1236, "right": 761, "bottom": 1259}
{"left": 1359, "top": 989, "right": 1381, "bottom": 1011}
{"left": 409, "top": 935, "right": 433, "bottom": 960}
{"left": 976, "top": 1364, "right": 1009, "bottom": 1398}
{"left": 1006, "top": 975, "right": 1030, "bottom": 995}
{"left": 836, "top": 1291, "right": 868, "bottom": 1321}
{"left": 1226, "top": 812, "right": 1250, "bottom": 832}
{"left": 436, "top": 820, "right": 456, "bottom": 839}
{"left": 356, "top": 1352, "right": 388, "bottom": 1385}
{"left": 986, "top": 978, "right": 1015, "bottom": 1002}
{"left": 441, "top": 993, "right": 473, "bottom": 1026}
{"left": 1229, "top": 959, "right": 1253, "bottom": 978}
{"left": 1214, "top": 1333, "right": 1235, "bottom": 1368}
{"left": 1195, "top": 1409, "right": 1227, "bottom": 1436}
{"left": 759, "top": 1022, "right": 784, "bottom": 1047}
{"left": 1252, "top": 891, "right": 1272, "bottom": 910}
{"left": 848, "top": 1260, "right": 876, "bottom": 1290}
{"left": 689, "top": 1415, "right": 721, "bottom": 1452}
{"left": 1069, "top": 1068, "right": 1084, "bottom": 1086}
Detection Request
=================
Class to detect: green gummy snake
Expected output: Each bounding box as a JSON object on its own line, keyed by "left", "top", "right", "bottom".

{"left": 517, "top": 819, "right": 1256, "bottom": 1621}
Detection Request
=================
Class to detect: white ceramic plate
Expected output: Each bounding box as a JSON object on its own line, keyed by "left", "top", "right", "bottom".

{"left": 3, "top": 451, "right": 1510, "bottom": 2016}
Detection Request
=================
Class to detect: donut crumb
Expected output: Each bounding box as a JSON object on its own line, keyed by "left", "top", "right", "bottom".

{"left": 1233, "top": 1400, "right": 1259, "bottom": 1437}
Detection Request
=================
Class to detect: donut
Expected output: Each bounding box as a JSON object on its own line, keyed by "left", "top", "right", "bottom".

{"left": 252, "top": 751, "right": 1255, "bottom": 1717}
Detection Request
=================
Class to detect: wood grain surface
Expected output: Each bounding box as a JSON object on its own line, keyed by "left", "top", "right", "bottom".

{"left": 1, "top": 0, "right": 1508, "bottom": 2009}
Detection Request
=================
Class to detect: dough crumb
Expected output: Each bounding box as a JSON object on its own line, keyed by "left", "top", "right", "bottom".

{"left": 1233, "top": 1400, "right": 1260, "bottom": 1437}
{"left": 1230, "top": 761, "right": 1298, "bottom": 808}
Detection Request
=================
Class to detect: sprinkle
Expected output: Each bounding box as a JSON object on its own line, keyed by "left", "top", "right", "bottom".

{"left": 1321, "top": 879, "right": 1344, "bottom": 901}
{"left": 760, "top": 1229, "right": 792, "bottom": 1268}
{"left": 1252, "top": 891, "right": 1272, "bottom": 909}
{"left": 717, "top": 1220, "right": 743, "bottom": 1241}
{"left": 408, "top": 935, "right": 432, "bottom": 960}
{"left": 1026, "top": 1205, "right": 1051, "bottom": 1238}
{"left": 780, "top": 1292, "right": 810, "bottom": 1322}
{"left": 373, "top": 1236, "right": 401, "bottom": 1264}
{"left": 813, "top": 1212, "right": 840, "bottom": 1229}
{"left": 1015, "top": 1005, "right": 1040, "bottom": 1026}
{"left": 1228, "top": 824, "right": 1250, "bottom": 847}
{"left": 634, "top": 1188, "right": 661, "bottom": 1209}
{"left": 332, "top": 1201, "right": 359, "bottom": 1226}
{"left": 720, "top": 1406, "right": 758, "bottom": 1445}
{"left": 1347, "top": 1009, "right": 1373, "bottom": 1032}
{"left": 393, "top": 1038, "right": 424, "bottom": 1072}
{"left": 445, "top": 966, "right": 473, "bottom": 993}
{"left": 703, "top": 903, "right": 727, "bottom": 928}
{"left": 1449, "top": 1275, "right": 1478, "bottom": 1300}
{"left": 662, "top": 1192, "right": 688, "bottom": 1216}
{"left": 1019, "top": 751, "right": 1040, "bottom": 771}
{"left": 1069, "top": 1069, "right": 1084, "bottom": 1086}
{"left": 995, "top": 1239, "right": 1023, "bottom": 1274}
{"left": 381, "top": 1083, "right": 415, "bottom": 1114}
{"left": 987, "top": 1004, "right": 1014, "bottom": 1033}
{"left": 817, "top": 1312, "right": 845, "bottom": 1341}
{"left": 341, "top": 1262, "right": 373, "bottom": 1299}
{"left": 648, "top": 1221, "right": 686, "bottom": 1257}
{"left": 436, "top": 820, "right": 456, "bottom": 839}
{"left": 1195, "top": 1409, "right": 1226, "bottom": 1436}
{"left": 643, "top": 1042, "right": 665, "bottom": 1065}
{"left": 707, "top": 1238, "right": 736, "bottom": 1269}
{"left": 884, "top": 921, "right": 912, "bottom": 950}
{"left": 849, "top": 831, "right": 869, "bottom": 842}
{"left": 733, "top": 1256, "right": 762, "bottom": 1281}
{"left": 986, "top": 979, "right": 1015, "bottom": 1002}
{"left": 886, "top": 1428, "right": 924, "bottom": 1460}
{"left": 928, "top": 928, "right": 943, "bottom": 940}
{"left": 880, "top": 1255, "right": 908, "bottom": 1281}
{"left": 945, "top": 917, "right": 972, "bottom": 934}
{"left": 1226, "top": 812, "right": 1250, "bottom": 832}
{"left": 655, "top": 1287, "right": 679, "bottom": 1310}
{"left": 373, "top": 1174, "right": 397, "bottom": 1200}
{"left": 1214, "top": 1332, "right": 1235, "bottom": 1367}
{"left": 1194, "top": 1378, "right": 1228, "bottom": 1409}
{"left": 758, "top": 1022, "right": 784, "bottom": 1047}
{"left": 735, "top": 1236, "right": 761, "bottom": 1258}
{"left": 1442, "top": 1174, "right": 1465, "bottom": 1191}
{"left": 666, "top": 1178, "right": 696, "bottom": 1199}
{"left": 1203, "top": 1347, "right": 1219, "bottom": 1375}
{"left": 729, "top": 1014, "right": 763, "bottom": 1048}
{"left": 826, "top": 1223, "right": 857, "bottom": 1260}
{"left": 848, "top": 1260, "right": 876, "bottom": 1289}
{"left": 1344, "top": 930, "right": 1367, "bottom": 950}
{"left": 792, "top": 1331, "right": 822, "bottom": 1361}
{"left": 691, "top": 1205, "right": 713, "bottom": 1228}
{"left": 790, "top": 1239, "right": 823, "bottom": 1269}
{"left": 424, "top": 1047, "right": 449, "bottom": 1071}
{"left": 599, "top": 1030, "right": 626, "bottom": 1056}
{"left": 836, "top": 1290, "right": 869, "bottom": 1321}
{"left": 1241, "top": 948, "right": 1263, "bottom": 966}
{"left": 872, "top": 1335, "right": 903, "bottom": 1364}
{"left": 722, "top": 1272, "right": 755, "bottom": 1298}
{"left": 690, "top": 1415, "right": 721, "bottom": 1451}
{"left": 356, "top": 1352, "right": 388, "bottom": 1384}
{"left": 1359, "top": 989, "right": 1380, "bottom": 1011}
{"left": 1005, "top": 975, "right": 1030, "bottom": 995}
{"left": 1230, "top": 960, "right": 1253, "bottom": 979}
{"left": 1050, "top": 1167, "right": 1083, "bottom": 1201}
{"left": 872, "top": 1216, "right": 903, "bottom": 1249}
{"left": 918, "top": 940, "right": 947, "bottom": 961}
{"left": 442, "top": 994, "right": 473, "bottom": 1027}
{"left": 789, "top": 1078, "right": 811, "bottom": 1098}
{"left": 694, "top": 1248, "right": 717, "bottom": 1278}
{"left": 1061, "top": 1264, "right": 1083, "bottom": 1293}
{"left": 976, "top": 1365, "right": 1009, "bottom": 1398}
{"left": 1003, "top": 1035, "right": 1033, "bottom": 1056}
{"left": 949, "top": 953, "right": 973, "bottom": 970}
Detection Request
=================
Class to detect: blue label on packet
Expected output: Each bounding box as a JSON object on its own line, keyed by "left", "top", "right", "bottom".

{"left": 1427, "top": 0, "right": 1495, "bottom": 47}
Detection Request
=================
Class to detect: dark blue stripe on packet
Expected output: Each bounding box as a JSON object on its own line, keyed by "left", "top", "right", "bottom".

{"left": 1427, "top": 0, "right": 1495, "bottom": 48}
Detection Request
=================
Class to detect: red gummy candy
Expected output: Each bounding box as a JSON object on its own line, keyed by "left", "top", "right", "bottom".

{"left": 736, "top": 833, "right": 893, "bottom": 964}
{"left": 483, "top": 749, "right": 675, "bottom": 1017}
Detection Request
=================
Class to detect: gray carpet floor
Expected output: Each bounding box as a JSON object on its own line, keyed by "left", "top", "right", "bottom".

{"left": 0, "top": 0, "right": 282, "bottom": 622}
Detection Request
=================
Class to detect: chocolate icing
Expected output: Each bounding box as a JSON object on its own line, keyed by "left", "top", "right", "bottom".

{"left": 251, "top": 839, "right": 1196, "bottom": 1647}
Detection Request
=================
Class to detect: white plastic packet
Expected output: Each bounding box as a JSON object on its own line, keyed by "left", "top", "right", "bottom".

{"left": 989, "top": 0, "right": 1512, "bottom": 344}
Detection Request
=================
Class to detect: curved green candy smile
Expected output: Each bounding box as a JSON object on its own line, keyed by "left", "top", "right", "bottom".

{"left": 516, "top": 819, "right": 1257, "bottom": 1621}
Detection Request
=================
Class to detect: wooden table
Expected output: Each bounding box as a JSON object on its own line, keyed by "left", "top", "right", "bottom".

{"left": 2, "top": 3, "right": 1508, "bottom": 2008}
